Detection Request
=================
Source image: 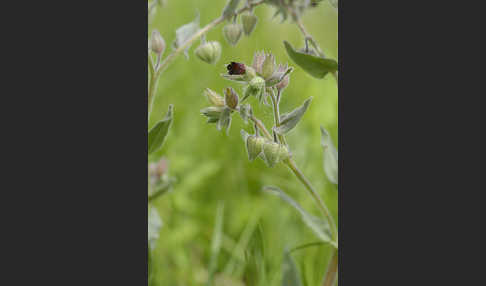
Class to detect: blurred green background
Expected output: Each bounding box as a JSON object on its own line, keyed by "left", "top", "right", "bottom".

{"left": 149, "top": 1, "right": 337, "bottom": 285}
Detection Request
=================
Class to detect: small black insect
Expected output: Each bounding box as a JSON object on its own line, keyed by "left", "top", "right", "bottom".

{"left": 226, "top": 61, "right": 246, "bottom": 75}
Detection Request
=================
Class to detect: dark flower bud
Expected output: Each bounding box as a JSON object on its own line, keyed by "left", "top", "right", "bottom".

{"left": 227, "top": 61, "right": 246, "bottom": 75}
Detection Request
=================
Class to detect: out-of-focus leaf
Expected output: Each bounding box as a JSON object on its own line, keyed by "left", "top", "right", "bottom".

{"left": 328, "top": 0, "right": 338, "bottom": 9}
{"left": 263, "top": 186, "right": 335, "bottom": 246}
{"left": 284, "top": 41, "right": 337, "bottom": 79}
{"left": 173, "top": 14, "right": 200, "bottom": 58}
{"left": 281, "top": 249, "right": 302, "bottom": 286}
{"left": 222, "top": 0, "right": 241, "bottom": 19}
{"left": 321, "top": 126, "right": 338, "bottom": 184}
{"left": 207, "top": 202, "right": 225, "bottom": 286}
{"left": 275, "top": 97, "right": 312, "bottom": 134}
{"left": 148, "top": 206, "right": 162, "bottom": 251}
{"left": 148, "top": 105, "right": 173, "bottom": 154}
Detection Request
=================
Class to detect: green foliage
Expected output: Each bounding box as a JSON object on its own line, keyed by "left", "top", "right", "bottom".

{"left": 148, "top": 0, "right": 337, "bottom": 284}
{"left": 321, "top": 126, "right": 338, "bottom": 184}
{"left": 284, "top": 41, "right": 337, "bottom": 79}
{"left": 148, "top": 104, "right": 173, "bottom": 154}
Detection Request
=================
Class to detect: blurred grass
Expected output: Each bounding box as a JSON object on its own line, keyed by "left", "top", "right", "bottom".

{"left": 149, "top": 1, "right": 337, "bottom": 285}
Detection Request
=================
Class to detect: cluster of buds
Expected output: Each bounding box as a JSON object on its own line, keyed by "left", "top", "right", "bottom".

{"left": 241, "top": 131, "right": 290, "bottom": 167}
{"left": 200, "top": 52, "right": 300, "bottom": 168}
{"left": 222, "top": 8, "right": 259, "bottom": 46}
{"left": 221, "top": 52, "right": 292, "bottom": 102}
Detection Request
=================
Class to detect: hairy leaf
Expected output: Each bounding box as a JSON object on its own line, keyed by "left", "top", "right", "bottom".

{"left": 282, "top": 250, "right": 302, "bottom": 286}
{"left": 284, "top": 41, "right": 337, "bottom": 79}
{"left": 148, "top": 105, "right": 173, "bottom": 154}
{"left": 321, "top": 126, "right": 338, "bottom": 184}
{"left": 148, "top": 206, "right": 162, "bottom": 251}
{"left": 173, "top": 14, "right": 200, "bottom": 58}
{"left": 275, "top": 97, "right": 312, "bottom": 134}
{"left": 263, "top": 186, "right": 334, "bottom": 246}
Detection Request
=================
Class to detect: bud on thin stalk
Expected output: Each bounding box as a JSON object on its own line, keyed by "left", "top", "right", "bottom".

{"left": 223, "top": 23, "right": 243, "bottom": 46}
{"left": 224, "top": 87, "right": 239, "bottom": 109}
{"left": 241, "top": 12, "right": 258, "bottom": 36}
{"left": 150, "top": 29, "right": 165, "bottom": 55}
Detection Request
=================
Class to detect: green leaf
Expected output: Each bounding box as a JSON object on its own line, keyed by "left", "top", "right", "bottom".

{"left": 275, "top": 97, "right": 312, "bottom": 134}
{"left": 328, "top": 0, "right": 338, "bottom": 9}
{"left": 281, "top": 250, "right": 302, "bottom": 286}
{"left": 148, "top": 104, "right": 173, "bottom": 154}
{"left": 173, "top": 14, "right": 200, "bottom": 58}
{"left": 283, "top": 41, "right": 337, "bottom": 79}
{"left": 222, "top": 0, "right": 241, "bottom": 19}
{"left": 264, "top": 186, "right": 335, "bottom": 246}
{"left": 321, "top": 126, "right": 338, "bottom": 184}
{"left": 148, "top": 206, "right": 162, "bottom": 251}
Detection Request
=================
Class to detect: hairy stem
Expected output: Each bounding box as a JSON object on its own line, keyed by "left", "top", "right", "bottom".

{"left": 148, "top": 0, "right": 266, "bottom": 114}
{"left": 287, "top": 7, "right": 325, "bottom": 58}
{"left": 322, "top": 249, "right": 338, "bottom": 286}
{"left": 285, "top": 158, "right": 338, "bottom": 242}
{"left": 250, "top": 114, "right": 272, "bottom": 140}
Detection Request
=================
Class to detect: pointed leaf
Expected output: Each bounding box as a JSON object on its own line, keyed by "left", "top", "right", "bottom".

{"left": 264, "top": 186, "right": 335, "bottom": 246}
{"left": 148, "top": 206, "right": 162, "bottom": 251}
{"left": 173, "top": 14, "right": 200, "bottom": 58}
{"left": 321, "top": 126, "right": 338, "bottom": 184}
{"left": 284, "top": 41, "right": 337, "bottom": 79}
{"left": 275, "top": 97, "right": 312, "bottom": 134}
{"left": 282, "top": 250, "right": 303, "bottom": 286}
{"left": 148, "top": 105, "right": 173, "bottom": 154}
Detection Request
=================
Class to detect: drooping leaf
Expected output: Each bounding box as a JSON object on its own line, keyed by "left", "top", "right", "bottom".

{"left": 321, "top": 126, "right": 338, "bottom": 184}
{"left": 148, "top": 104, "right": 173, "bottom": 154}
{"left": 281, "top": 249, "right": 302, "bottom": 286}
{"left": 222, "top": 0, "right": 241, "bottom": 19}
{"left": 148, "top": 206, "right": 162, "bottom": 251}
{"left": 284, "top": 41, "right": 337, "bottom": 79}
{"left": 173, "top": 14, "right": 200, "bottom": 58}
{"left": 275, "top": 97, "right": 312, "bottom": 134}
{"left": 264, "top": 186, "right": 335, "bottom": 246}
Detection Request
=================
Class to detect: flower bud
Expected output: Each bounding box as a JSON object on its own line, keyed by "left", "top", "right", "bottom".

{"left": 201, "top": 106, "right": 224, "bottom": 123}
{"left": 277, "top": 144, "right": 290, "bottom": 162}
{"left": 241, "top": 12, "right": 258, "bottom": 36}
{"left": 194, "top": 41, "right": 222, "bottom": 64}
{"left": 262, "top": 141, "right": 280, "bottom": 167}
{"left": 150, "top": 29, "right": 165, "bottom": 55}
{"left": 223, "top": 23, "right": 243, "bottom": 46}
{"left": 224, "top": 87, "right": 239, "bottom": 109}
{"left": 261, "top": 53, "right": 276, "bottom": 79}
{"left": 246, "top": 135, "right": 265, "bottom": 161}
{"left": 242, "top": 76, "right": 265, "bottom": 101}
{"left": 204, "top": 88, "right": 225, "bottom": 107}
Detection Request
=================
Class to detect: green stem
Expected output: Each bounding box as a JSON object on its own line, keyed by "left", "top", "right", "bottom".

{"left": 285, "top": 158, "right": 338, "bottom": 242}
{"left": 322, "top": 249, "right": 338, "bottom": 286}
{"left": 250, "top": 114, "right": 272, "bottom": 140}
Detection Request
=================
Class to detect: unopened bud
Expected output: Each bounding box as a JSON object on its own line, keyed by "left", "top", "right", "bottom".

{"left": 204, "top": 88, "right": 225, "bottom": 107}
{"left": 261, "top": 53, "right": 276, "bottom": 79}
{"left": 150, "top": 29, "right": 165, "bottom": 55}
{"left": 241, "top": 12, "right": 258, "bottom": 36}
{"left": 223, "top": 23, "right": 243, "bottom": 46}
{"left": 224, "top": 87, "right": 239, "bottom": 109}
{"left": 262, "top": 141, "right": 280, "bottom": 167}
{"left": 246, "top": 136, "right": 265, "bottom": 161}
{"left": 194, "top": 41, "right": 222, "bottom": 65}
{"left": 201, "top": 106, "right": 224, "bottom": 123}
{"left": 242, "top": 76, "right": 265, "bottom": 101}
